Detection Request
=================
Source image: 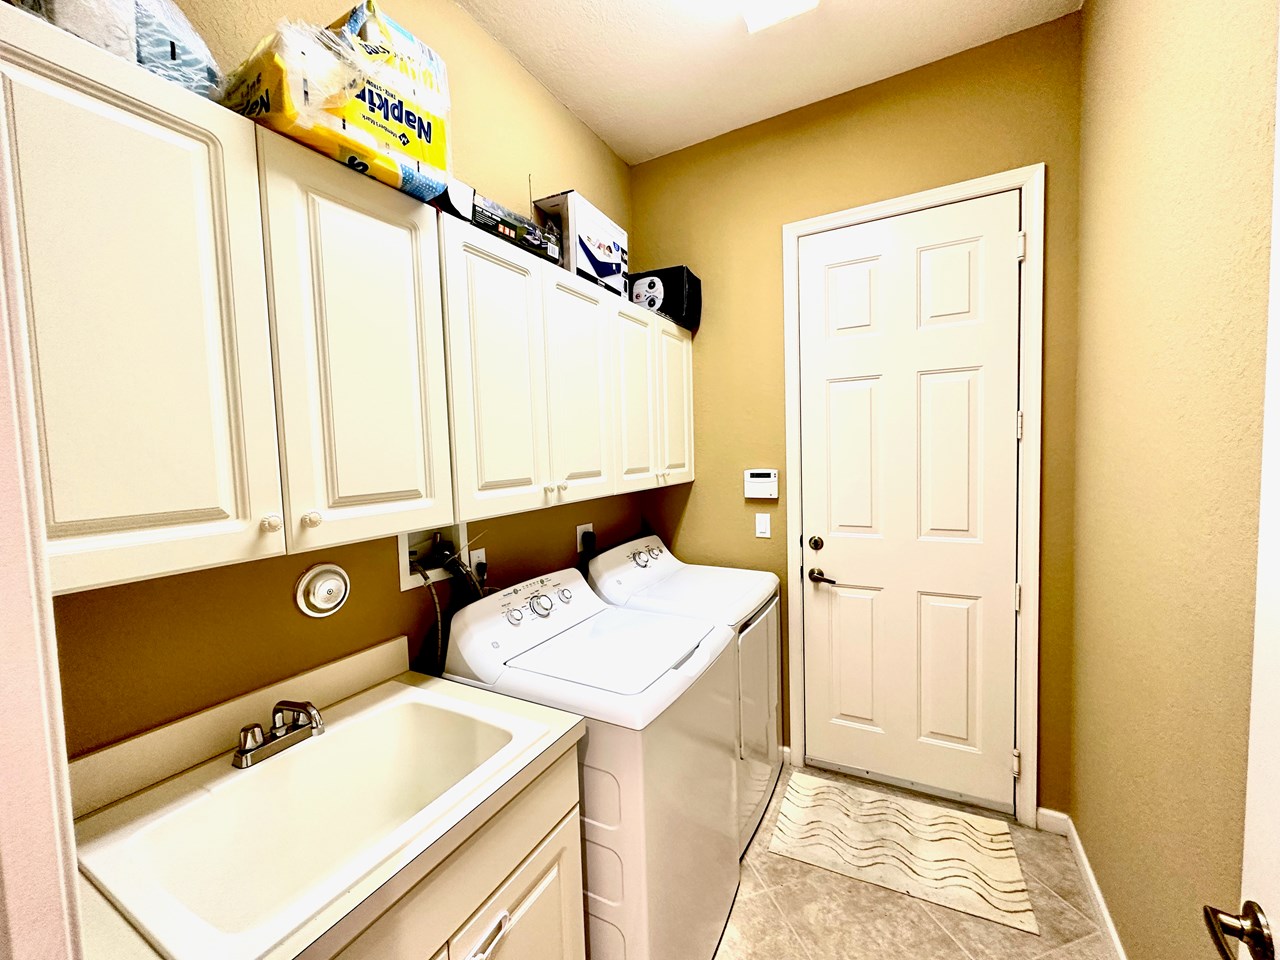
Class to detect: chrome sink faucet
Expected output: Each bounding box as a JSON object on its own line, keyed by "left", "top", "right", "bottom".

{"left": 232, "top": 699, "right": 325, "bottom": 769}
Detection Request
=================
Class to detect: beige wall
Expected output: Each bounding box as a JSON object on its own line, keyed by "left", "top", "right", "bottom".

{"left": 55, "top": 494, "right": 645, "bottom": 758}
{"left": 630, "top": 15, "right": 1082, "bottom": 811}
{"left": 178, "top": 0, "right": 631, "bottom": 228}
{"left": 1074, "top": 1, "right": 1277, "bottom": 958}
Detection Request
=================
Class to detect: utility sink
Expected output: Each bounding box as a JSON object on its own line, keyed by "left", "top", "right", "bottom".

{"left": 76, "top": 676, "right": 571, "bottom": 960}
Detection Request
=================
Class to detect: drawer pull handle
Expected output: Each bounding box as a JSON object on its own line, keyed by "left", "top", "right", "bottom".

{"left": 467, "top": 910, "right": 512, "bottom": 960}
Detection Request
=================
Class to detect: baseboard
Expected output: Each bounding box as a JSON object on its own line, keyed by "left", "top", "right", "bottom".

{"left": 1047, "top": 812, "right": 1130, "bottom": 960}
{"left": 1036, "top": 807, "right": 1071, "bottom": 836}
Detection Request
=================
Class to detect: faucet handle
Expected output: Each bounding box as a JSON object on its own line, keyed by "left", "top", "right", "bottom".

{"left": 239, "top": 723, "right": 264, "bottom": 753}
{"left": 272, "top": 700, "right": 325, "bottom": 735}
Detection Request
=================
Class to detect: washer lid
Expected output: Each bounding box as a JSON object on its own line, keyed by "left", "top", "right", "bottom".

{"left": 632, "top": 566, "right": 779, "bottom": 628}
{"left": 506, "top": 608, "right": 711, "bottom": 696}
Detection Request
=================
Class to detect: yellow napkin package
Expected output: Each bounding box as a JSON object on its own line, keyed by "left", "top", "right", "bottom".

{"left": 221, "top": 1, "right": 451, "bottom": 202}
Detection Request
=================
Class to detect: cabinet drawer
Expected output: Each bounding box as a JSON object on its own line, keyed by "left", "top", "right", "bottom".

{"left": 450, "top": 811, "right": 584, "bottom": 960}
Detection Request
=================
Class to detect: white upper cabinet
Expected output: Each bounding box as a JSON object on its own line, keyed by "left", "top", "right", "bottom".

{"left": 441, "top": 217, "right": 552, "bottom": 521}
{"left": 656, "top": 318, "right": 695, "bottom": 486}
{"left": 258, "top": 131, "right": 454, "bottom": 551}
{"left": 0, "top": 8, "right": 284, "bottom": 593}
{"left": 542, "top": 270, "right": 615, "bottom": 504}
{"left": 614, "top": 305, "right": 661, "bottom": 493}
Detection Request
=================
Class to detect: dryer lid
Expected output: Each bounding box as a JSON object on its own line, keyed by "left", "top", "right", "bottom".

{"left": 506, "top": 607, "right": 711, "bottom": 696}
{"left": 631, "top": 566, "right": 779, "bottom": 628}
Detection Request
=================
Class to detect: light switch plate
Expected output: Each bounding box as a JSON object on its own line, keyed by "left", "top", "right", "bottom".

{"left": 576, "top": 523, "right": 593, "bottom": 551}
{"left": 755, "top": 514, "right": 771, "bottom": 538}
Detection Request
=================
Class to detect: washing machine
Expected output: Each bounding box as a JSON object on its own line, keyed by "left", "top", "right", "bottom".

{"left": 588, "top": 536, "right": 782, "bottom": 857}
{"left": 444, "top": 567, "right": 739, "bottom": 960}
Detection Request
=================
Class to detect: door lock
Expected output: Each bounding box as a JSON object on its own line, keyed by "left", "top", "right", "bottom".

{"left": 1205, "top": 901, "right": 1274, "bottom": 960}
{"left": 808, "top": 536, "right": 824, "bottom": 550}
{"left": 808, "top": 568, "right": 836, "bottom": 585}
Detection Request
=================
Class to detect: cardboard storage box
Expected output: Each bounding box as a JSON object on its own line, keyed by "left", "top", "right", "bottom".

{"left": 534, "top": 190, "right": 627, "bottom": 296}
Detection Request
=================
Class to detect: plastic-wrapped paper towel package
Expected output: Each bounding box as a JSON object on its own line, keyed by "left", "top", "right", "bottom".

{"left": 9, "top": 0, "right": 220, "bottom": 96}
{"left": 221, "top": 1, "right": 452, "bottom": 202}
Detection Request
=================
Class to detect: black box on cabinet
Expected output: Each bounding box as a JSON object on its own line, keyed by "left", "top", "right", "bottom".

{"left": 628, "top": 266, "right": 702, "bottom": 334}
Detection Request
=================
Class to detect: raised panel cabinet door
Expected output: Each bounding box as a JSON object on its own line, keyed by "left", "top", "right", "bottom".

{"left": 450, "top": 812, "right": 585, "bottom": 960}
{"left": 613, "top": 305, "right": 660, "bottom": 493}
{"left": 441, "top": 218, "right": 551, "bottom": 521}
{"left": 0, "top": 8, "right": 284, "bottom": 593}
{"left": 542, "top": 270, "right": 615, "bottom": 504}
{"left": 656, "top": 319, "right": 694, "bottom": 485}
{"left": 258, "top": 132, "right": 454, "bottom": 552}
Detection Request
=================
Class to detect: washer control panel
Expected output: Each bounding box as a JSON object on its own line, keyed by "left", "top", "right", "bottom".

{"left": 446, "top": 568, "right": 608, "bottom": 685}
{"left": 588, "top": 535, "right": 684, "bottom": 606}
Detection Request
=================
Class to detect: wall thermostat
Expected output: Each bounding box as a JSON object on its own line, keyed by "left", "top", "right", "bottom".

{"left": 744, "top": 468, "right": 779, "bottom": 500}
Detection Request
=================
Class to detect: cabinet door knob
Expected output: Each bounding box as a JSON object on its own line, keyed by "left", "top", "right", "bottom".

{"left": 301, "top": 511, "right": 323, "bottom": 529}
{"left": 557, "top": 481, "right": 569, "bottom": 492}
{"left": 259, "top": 514, "right": 283, "bottom": 533}
{"left": 543, "top": 483, "right": 556, "bottom": 494}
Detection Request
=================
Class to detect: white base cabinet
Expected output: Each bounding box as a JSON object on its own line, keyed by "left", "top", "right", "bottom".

{"left": 258, "top": 131, "right": 454, "bottom": 552}
{"left": 329, "top": 749, "right": 585, "bottom": 960}
{"left": 0, "top": 5, "right": 285, "bottom": 594}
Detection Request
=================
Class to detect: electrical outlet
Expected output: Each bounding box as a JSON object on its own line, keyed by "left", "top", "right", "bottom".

{"left": 469, "top": 547, "right": 486, "bottom": 569}
{"left": 576, "top": 523, "right": 594, "bottom": 552}
{"left": 755, "top": 514, "right": 771, "bottom": 538}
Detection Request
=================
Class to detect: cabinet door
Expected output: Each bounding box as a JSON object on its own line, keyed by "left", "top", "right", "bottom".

{"left": 441, "top": 219, "right": 552, "bottom": 521}
{"left": 614, "top": 306, "right": 660, "bottom": 493}
{"left": 450, "top": 812, "right": 585, "bottom": 960}
{"left": 542, "top": 270, "right": 614, "bottom": 504}
{"left": 0, "top": 10, "right": 284, "bottom": 593}
{"left": 656, "top": 319, "right": 694, "bottom": 485}
{"left": 258, "top": 132, "right": 454, "bottom": 551}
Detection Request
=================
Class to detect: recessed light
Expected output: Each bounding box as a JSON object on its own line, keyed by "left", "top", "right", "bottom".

{"left": 742, "top": 0, "right": 819, "bottom": 33}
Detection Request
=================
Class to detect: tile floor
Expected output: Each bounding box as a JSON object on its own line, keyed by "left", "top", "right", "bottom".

{"left": 716, "top": 766, "right": 1116, "bottom": 960}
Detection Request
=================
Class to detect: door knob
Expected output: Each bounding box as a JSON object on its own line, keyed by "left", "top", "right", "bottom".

{"left": 1205, "top": 901, "right": 1274, "bottom": 960}
{"left": 808, "top": 568, "right": 836, "bottom": 585}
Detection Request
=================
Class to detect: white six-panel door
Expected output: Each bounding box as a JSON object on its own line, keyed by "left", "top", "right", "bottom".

{"left": 614, "top": 305, "right": 661, "bottom": 493}
{"left": 0, "top": 25, "right": 285, "bottom": 593}
{"left": 799, "top": 190, "right": 1022, "bottom": 808}
{"left": 258, "top": 131, "right": 454, "bottom": 551}
{"left": 442, "top": 217, "right": 553, "bottom": 521}
{"left": 656, "top": 319, "right": 694, "bottom": 486}
{"left": 542, "top": 271, "right": 615, "bottom": 504}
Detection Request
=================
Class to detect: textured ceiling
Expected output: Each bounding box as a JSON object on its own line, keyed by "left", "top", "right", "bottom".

{"left": 452, "top": 0, "right": 1082, "bottom": 164}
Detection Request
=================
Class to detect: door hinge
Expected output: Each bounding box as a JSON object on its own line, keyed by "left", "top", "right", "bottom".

{"left": 1016, "top": 231, "right": 1027, "bottom": 262}
{"left": 1016, "top": 410, "right": 1024, "bottom": 441}
{"left": 1012, "top": 749, "right": 1022, "bottom": 780}
{"left": 1014, "top": 582, "right": 1022, "bottom": 613}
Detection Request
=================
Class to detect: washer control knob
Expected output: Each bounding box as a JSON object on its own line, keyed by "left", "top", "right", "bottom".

{"left": 529, "top": 593, "right": 554, "bottom": 617}
{"left": 631, "top": 551, "right": 650, "bottom": 568}
{"left": 558, "top": 588, "right": 573, "bottom": 603}
{"left": 505, "top": 608, "right": 523, "bottom": 626}
{"left": 647, "top": 545, "right": 662, "bottom": 559}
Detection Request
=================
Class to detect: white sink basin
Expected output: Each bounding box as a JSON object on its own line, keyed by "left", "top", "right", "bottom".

{"left": 76, "top": 676, "right": 569, "bottom": 960}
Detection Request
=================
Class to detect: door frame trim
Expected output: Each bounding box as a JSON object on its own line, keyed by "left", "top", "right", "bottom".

{"left": 781, "top": 163, "right": 1046, "bottom": 827}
